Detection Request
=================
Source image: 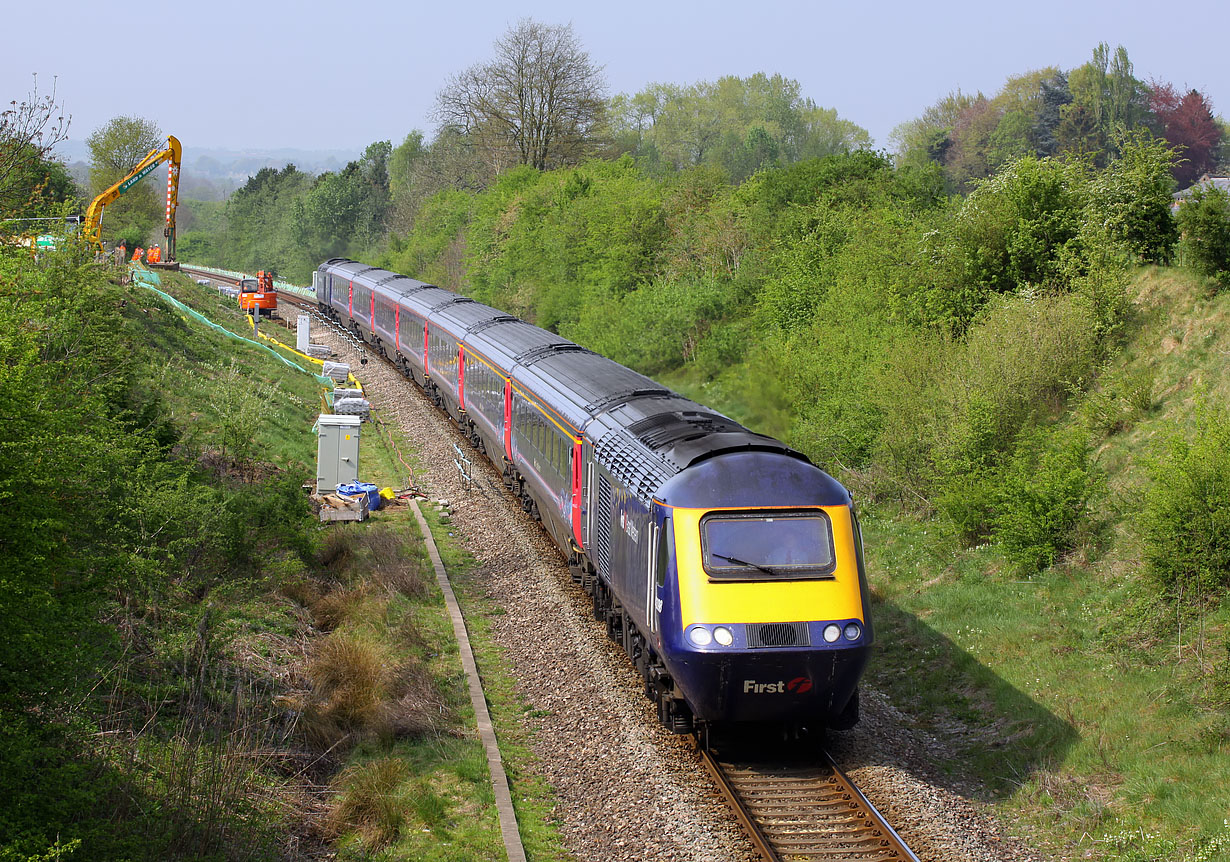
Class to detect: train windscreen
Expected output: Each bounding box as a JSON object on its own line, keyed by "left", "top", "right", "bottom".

{"left": 700, "top": 510, "right": 836, "bottom": 580}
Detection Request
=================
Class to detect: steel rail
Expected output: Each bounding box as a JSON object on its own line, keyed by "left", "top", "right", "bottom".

{"left": 696, "top": 743, "right": 921, "bottom": 862}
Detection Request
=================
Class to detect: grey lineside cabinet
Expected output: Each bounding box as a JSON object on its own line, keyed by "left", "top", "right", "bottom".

{"left": 316, "top": 414, "right": 361, "bottom": 493}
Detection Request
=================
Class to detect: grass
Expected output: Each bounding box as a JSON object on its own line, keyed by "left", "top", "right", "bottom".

{"left": 415, "top": 504, "right": 573, "bottom": 862}
{"left": 859, "top": 267, "right": 1230, "bottom": 859}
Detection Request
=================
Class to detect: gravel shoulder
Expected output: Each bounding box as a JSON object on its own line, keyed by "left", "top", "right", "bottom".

{"left": 316, "top": 325, "right": 1044, "bottom": 862}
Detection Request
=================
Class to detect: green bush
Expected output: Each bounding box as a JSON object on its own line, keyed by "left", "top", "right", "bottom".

{"left": 1176, "top": 184, "right": 1230, "bottom": 287}
{"left": 949, "top": 156, "right": 1088, "bottom": 298}
{"left": 993, "top": 426, "right": 1101, "bottom": 574}
{"left": 930, "top": 293, "right": 1102, "bottom": 539}
{"left": 1082, "top": 130, "right": 1178, "bottom": 265}
{"left": 1142, "top": 402, "right": 1230, "bottom": 600}
{"left": 562, "top": 276, "right": 732, "bottom": 375}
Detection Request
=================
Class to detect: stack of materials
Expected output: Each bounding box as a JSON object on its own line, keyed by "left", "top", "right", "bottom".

{"left": 337, "top": 481, "right": 381, "bottom": 511}
{"left": 322, "top": 361, "right": 350, "bottom": 382}
{"left": 305, "top": 343, "right": 332, "bottom": 358}
{"left": 333, "top": 396, "right": 371, "bottom": 420}
{"left": 316, "top": 490, "right": 368, "bottom": 522}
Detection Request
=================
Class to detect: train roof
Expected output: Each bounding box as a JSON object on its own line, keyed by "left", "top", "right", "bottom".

{"left": 320, "top": 259, "right": 382, "bottom": 282}
{"left": 513, "top": 350, "right": 667, "bottom": 432}
{"left": 317, "top": 259, "right": 817, "bottom": 501}
{"left": 463, "top": 318, "right": 575, "bottom": 374}
{"left": 431, "top": 301, "right": 516, "bottom": 339}
{"left": 371, "top": 271, "right": 434, "bottom": 301}
{"left": 403, "top": 286, "right": 472, "bottom": 317}
{"left": 655, "top": 449, "right": 848, "bottom": 509}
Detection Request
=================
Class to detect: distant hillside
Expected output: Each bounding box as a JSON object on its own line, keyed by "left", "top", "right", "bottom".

{"left": 54, "top": 141, "right": 361, "bottom": 202}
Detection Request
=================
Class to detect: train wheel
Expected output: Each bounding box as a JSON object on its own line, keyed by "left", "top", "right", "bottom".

{"left": 656, "top": 694, "right": 670, "bottom": 725}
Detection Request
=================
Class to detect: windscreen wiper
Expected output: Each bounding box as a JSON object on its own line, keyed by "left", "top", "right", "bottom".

{"left": 712, "top": 552, "right": 779, "bottom": 577}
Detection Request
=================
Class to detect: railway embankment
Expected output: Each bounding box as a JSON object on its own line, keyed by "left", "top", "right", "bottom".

{"left": 0, "top": 256, "right": 565, "bottom": 860}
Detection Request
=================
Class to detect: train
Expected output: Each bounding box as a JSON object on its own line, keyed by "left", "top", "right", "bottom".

{"left": 313, "top": 258, "right": 873, "bottom": 733}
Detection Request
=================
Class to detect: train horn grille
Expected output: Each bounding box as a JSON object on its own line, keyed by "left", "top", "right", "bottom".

{"left": 746, "top": 622, "right": 810, "bottom": 648}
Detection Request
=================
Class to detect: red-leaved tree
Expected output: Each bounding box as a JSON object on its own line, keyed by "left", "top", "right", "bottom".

{"left": 1149, "top": 81, "right": 1222, "bottom": 187}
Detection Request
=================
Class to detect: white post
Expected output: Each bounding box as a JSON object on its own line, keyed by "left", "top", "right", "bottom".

{"left": 297, "top": 314, "right": 310, "bottom": 351}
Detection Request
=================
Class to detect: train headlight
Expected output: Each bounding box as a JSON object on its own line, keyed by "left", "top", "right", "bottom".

{"left": 713, "top": 626, "right": 734, "bottom": 647}
{"left": 844, "top": 622, "right": 862, "bottom": 641}
{"left": 688, "top": 626, "right": 713, "bottom": 647}
{"left": 823, "top": 623, "right": 842, "bottom": 643}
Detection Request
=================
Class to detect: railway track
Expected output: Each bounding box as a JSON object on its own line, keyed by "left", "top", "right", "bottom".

{"left": 180, "top": 265, "right": 368, "bottom": 351}
{"left": 180, "top": 262, "right": 923, "bottom": 862}
{"left": 699, "top": 744, "right": 920, "bottom": 862}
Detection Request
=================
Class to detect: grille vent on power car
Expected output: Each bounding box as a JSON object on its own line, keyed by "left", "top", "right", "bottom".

{"left": 746, "top": 622, "right": 811, "bottom": 649}
{"left": 595, "top": 476, "right": 613, "bottom": 580}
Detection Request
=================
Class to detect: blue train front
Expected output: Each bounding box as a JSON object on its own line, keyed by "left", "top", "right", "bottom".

{"left": 651, "top": 450, "right": 871, "bottom": 728}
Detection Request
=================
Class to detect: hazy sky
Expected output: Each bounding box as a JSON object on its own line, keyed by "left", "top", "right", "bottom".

{"left": 6, "top": 0, "right": 1226, "bottom": 159}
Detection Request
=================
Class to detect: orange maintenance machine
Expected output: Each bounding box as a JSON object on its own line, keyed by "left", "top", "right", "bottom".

{"left": 238, "top": 270, "right": 278, "bottom": 316}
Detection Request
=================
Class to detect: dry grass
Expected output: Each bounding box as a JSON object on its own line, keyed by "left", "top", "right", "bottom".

{"left": 325, "top": 757, "right": 409, "bottom": 850}
{"left": 310, "top": 586, "right": 370, "bottom": 631}
{"left": 362, "top": 527, "right": 430, "bottom": 599}
{"left": 317, "top": 528, "right": 355, "bottom": 571}
{"left": 314, "top": 524, "right": 429, "bottom": 599}
{"left": 288, "top": 629, "right": 449, "bottom": 751}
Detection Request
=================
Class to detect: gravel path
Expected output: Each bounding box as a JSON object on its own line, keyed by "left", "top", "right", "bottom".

{"left": 314, "top": 324, "right": 1044, "bottom": 862}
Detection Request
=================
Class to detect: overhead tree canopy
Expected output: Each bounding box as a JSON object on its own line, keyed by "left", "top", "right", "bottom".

{"left": 434, "top": 19, "right": 607, "bottom": 173}
{"left": 611, "top": 73, "right": 870, "bottom": 180}
{"left": 0, "top": 76, "right": 71, "bottom": 217}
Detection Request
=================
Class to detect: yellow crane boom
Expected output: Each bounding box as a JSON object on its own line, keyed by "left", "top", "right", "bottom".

{"left": 83, "top": 135, "right": 181, "bottom": 262}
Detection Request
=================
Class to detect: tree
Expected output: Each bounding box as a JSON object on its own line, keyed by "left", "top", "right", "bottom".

{"left": 610, "top": 74, "right": 869, "bottom": 179}
{"left": 434, "top": 19, "right": 607, "bottom": 172}
{"left": 1148, "top": 82, "right": 1222, "bottom": 187}
{"left": 1106, "top": 45, "right": 1145, "bottom": 132}
{"left": 86, "top": 115, "right": 164, "bottom": 245}
{"left": 0, "top": 75, "right": 71, "bottom": 217}
{"left": 1177, "top": 184, "right": 1230, "bottom": 285}
{"left": 358, "top": 139, "right": 392, "bottom": 233}
{"left": 1084, "top": 130, "right": 1178, "bottom": 264}
{"left": 389, "top": 130, "right": 425, "bottom": 199}
{"left": 1066, "top": 43, "right": 1147, "bottom": 163}
{"left": 889, "top": 90, "right": 980, "bottom": 169}
{"left": 1033, "top": 71, "right": 1072, "bottom": 156}
{"left": 221, "top": 164, "right": 315, "bottom": 278}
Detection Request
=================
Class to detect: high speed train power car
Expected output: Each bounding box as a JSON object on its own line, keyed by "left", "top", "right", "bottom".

{"left": 314, "top": 258, "right": 873, "bottom": 733}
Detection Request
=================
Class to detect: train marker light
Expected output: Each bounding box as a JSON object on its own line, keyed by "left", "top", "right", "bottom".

{"left": 714, "top": 626, "right": 734, "bottom": 646}
{"left": 823, "top": 623, "right": 842, "bottom": 643}
{"left": 844, "top": 622, "right": 862, "bottom": 641}
{"left": 688, "top": 626, "right": 713, "bottom": 647}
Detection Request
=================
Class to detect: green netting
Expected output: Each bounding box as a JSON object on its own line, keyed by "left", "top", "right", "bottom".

{"left": 131, "top": 273, "right": 335, "bottom": 389}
